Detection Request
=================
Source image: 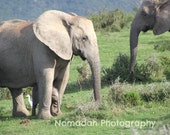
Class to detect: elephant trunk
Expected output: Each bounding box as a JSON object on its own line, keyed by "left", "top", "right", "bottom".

{"left": 130, "top": 21, "right": 141, "bottom": 74}
{"left": 87, "top": 50, "right": 101, "bottom": 102}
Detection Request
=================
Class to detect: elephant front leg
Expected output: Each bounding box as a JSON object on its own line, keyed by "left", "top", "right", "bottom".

{"left": 9, "top": 88, "right": 30, "bottom": 117}
{"left": 32, "top": 85, "right": 60, "bottom": 116}
{"left": 37, "top": 72, "right": 54, "bottom": 119}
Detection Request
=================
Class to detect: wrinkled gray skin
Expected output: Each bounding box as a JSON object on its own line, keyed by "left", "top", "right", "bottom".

{"left": 0, "top": 10, "right": 101, "bottom": 119}
{"left": 130, "top": 0, "right": 170, "bottom": 73}
{"left": 32, "top": 86, "right": 59, "bottom": 116}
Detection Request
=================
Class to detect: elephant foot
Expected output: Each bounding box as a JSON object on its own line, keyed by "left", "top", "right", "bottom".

{"left": 13, "top": 108, "right": 30, "bottom": 117}
{"left": 57, "top": 111, "right": 63, "bottom": 116}
{"left": 51, "top": 103, "right": 62, "bottom": 116}
{"left": 51, "top": 110, "right": 62, "bottom": 116}
{"left": 9, "top": 88, "right": 30, "bottom": 117}
{"left": 38, "top": 110, "right": 52, "bottom": 119}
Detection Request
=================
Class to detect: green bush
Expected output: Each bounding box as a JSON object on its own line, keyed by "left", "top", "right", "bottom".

{"left": 89, "top": 8, "right": 133, "bottom": 32}
{"left": 76, "top": 62, "right": 91, "bottom": 89}
{"left": 108, "top": 78, "right": 141, "bottom": 106}
{"left": 102, "top": 53, "right": 130, "bottom": 83}
{"left": 109, "top": 78, "right": 127, "bottom": 104}
{"left": 102, "top": 53, "right": 163, "bottom": 83}
{"left": 140, "top": 82, "right": 170, "bottom": 102}
{"left": 123, "top": 90, "right": 141, "bottom": 106}
{"left": 138, "top": 54, "right": 163, "bottom": 79}
{"left": 108, "top": 78, "right": 170, "bottom": 106}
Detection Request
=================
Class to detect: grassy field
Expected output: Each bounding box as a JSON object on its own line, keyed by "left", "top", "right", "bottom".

{"left": 0, "top": 29, "right": 170, "bottom": 135}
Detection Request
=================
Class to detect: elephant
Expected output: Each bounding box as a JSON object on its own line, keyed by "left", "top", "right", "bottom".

{"left": 130, "top": 0, "right": 170, "bottom": 73}
{"left": 0, "top": 10, "right": 101, "bottom": 119}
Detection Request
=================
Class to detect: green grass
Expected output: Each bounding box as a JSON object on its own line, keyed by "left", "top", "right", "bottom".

{"left": 1, "top": 29, "right": 170, "bottom": 135}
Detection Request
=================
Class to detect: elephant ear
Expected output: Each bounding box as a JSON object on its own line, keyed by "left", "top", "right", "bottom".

{"left": 142, "top": 1, "right": 156, "bottom": 16}
{"left": 33, "top": 10, "right": 73, "bottom": 60}
{"left": 153, "top": 0, "right": 170, "bottom": 35}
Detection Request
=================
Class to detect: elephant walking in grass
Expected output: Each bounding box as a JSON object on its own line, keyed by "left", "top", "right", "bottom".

{"left": 0, "top": 10, "right": 101, "bottom": 119}
{"left": 130, "top": 0, "right": 170, "bottom": 73}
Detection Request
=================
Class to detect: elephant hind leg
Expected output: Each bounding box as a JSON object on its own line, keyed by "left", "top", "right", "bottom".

{"left": 51, "top": 87, "right": 61, "bottom": 116}
{"left": 32, "top": 104, "right": 38, "bottom": 116}
{"left": 9, "top": 88, "right": 30, "bottom": 117}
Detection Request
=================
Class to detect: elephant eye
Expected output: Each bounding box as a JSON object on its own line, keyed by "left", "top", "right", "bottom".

{"left": 141, "top": 10, "right": 147, "bottom": 17}
{"left": 82, "top": 35, "right": 88, "bottom": 41}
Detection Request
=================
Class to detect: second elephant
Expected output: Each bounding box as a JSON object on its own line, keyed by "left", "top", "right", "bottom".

{"left": 130, "top": 0, "right": 170, "bottom": 73}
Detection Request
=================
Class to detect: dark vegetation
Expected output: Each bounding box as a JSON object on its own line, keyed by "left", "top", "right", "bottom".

{"left": 109, "top": 78, "right": 170, "bottom": 107}
{"left": 102, "top": 53, "right": 163, "bottom": 83}
{"left": 89, "top": 8, "right": 134, "bottom": 32}
{"left": 0, "top": 0, "right": 140, "bottom": 21}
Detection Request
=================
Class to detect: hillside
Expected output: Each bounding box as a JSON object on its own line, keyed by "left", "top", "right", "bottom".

{"left": 0, "top": 0, "right": 141, "bottom": 21}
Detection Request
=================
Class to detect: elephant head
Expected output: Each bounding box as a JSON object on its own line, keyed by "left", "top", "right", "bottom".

{"left": 130, "top": 0, "right": 170, "bottom": 73}
{"left": 33, "top": 10, "right": 101, "bottom": 101}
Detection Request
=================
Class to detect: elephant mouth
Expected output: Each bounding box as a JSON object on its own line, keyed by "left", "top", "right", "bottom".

{"left": 73, "top": 51, "right": 86, "bottom": 61}
{"left": 74, "top": 53, "right": 86, "bottom": 61}
{"left": 142, "top": 25, "right": 153, "bottom": 32}
{"left": 79, "top": 54, "right": 86, "bottom": 61}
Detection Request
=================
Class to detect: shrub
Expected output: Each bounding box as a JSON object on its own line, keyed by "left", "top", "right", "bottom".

{"left": 123, "top": 90, "right": 141, "bottom": 106}
{"left": 108, "top": 77, "right": 141, "bottom": 106}
{"left": 102, "top": 53, "right": 130, "bottom": 83}
{"left": 108, "top": 77, "right": 128, "bottom": 104}
{"left": 108, "top": 78, "right": 170, "bottom": 106}
{"left": 102, "top": 53, "right": 163, "bottom": 83}
{"left": 140, "top": 82, "right": 170, "bottom": 102}
{"left": 72, "top": 101, "right": 111, "bottom": 120}
{"left": 138, "top": 54, "right": 163, "bottom": 79}
{"left": 76, "top": 63, "right": 91, "bottom": 89}
{"left": 89, "top": 8, "right": 133, "bottom": 32}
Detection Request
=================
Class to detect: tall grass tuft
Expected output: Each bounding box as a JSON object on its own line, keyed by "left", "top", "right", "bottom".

{"left": 108, "top": 77, "right": 141, "bottom": 106}
{"left": 76, "top": 62, "right": 91, "bottom": 89}
{"left": 140, "top": 81, "right": 170, "bottom": 102}
{"left": 108, "top": 78, "right": 170, "bottom": 106}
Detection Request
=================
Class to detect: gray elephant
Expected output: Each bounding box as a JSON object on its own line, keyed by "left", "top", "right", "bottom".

{"left": 130, "top": 0, "right": 170, "bottom": 73}
{"left": 0, "top": 10, "right": 101, "bottom": 119}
